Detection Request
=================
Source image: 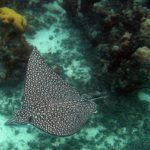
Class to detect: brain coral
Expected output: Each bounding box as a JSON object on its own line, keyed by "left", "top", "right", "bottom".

{"left": 0, "top": 7, "right": 27, "bottom": 32}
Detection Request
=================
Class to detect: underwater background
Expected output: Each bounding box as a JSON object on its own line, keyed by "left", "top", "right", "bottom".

{"left": 0, "top": 0, "right": 149, "bottom": 150}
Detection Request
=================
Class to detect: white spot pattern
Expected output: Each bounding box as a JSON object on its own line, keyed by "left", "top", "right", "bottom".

{"left": 9, "top": 48, "right": 97, "bottom": 136}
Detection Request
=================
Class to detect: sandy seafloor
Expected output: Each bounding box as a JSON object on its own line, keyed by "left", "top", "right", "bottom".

{"left": 0, "top": 1, "right": 150, "bottom": 150}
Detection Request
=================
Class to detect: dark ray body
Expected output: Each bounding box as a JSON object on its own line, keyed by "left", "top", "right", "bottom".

{"left": 7, "top": 48, "right": 97, "bottom": 136}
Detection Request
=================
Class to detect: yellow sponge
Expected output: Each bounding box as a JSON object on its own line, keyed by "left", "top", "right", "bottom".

{"left": 0, "top": 7, "right": 27, "bottom": 32}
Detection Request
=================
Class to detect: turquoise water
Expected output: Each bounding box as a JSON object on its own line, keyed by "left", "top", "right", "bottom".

{"left": 0, "top": 0, "right": 150, "bottom": 150}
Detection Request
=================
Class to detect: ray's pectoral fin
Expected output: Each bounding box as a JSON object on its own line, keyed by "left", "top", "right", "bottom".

{"left": 7, "top": 48, "right": 97, "bottom": 136}
{"left": 6, "top": 108, "right": 32, "bottom": 125}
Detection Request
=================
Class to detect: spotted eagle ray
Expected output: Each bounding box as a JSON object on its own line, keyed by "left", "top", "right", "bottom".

{"left": 6, "top": 48, "right": 97, "bottom": 136}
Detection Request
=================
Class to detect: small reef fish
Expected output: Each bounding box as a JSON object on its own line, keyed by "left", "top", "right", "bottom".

{"left": 6, "top": 48, "right": 97, "bottom": 136}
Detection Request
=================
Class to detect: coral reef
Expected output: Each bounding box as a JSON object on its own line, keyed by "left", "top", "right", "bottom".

{"left": 0, "top": 30, "right": 32, "bottom": 84}
{"left": 140, "top": 18, "right": 150, "bottom": 47}
{"left": 62, "top": 0, "right": 150, "bottom": 94}
{"left": 0, "top": 7, "right": 32, "bottom": 84}
{"left": 0, "top": 7, "right": 27, "bottom": 32}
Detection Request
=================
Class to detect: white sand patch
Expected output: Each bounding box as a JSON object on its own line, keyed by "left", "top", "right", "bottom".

{"left": 85, "top": 127, "right": 98, "bottom": 140}
{"left": 26, "top": 0, "right": 67, "bottom": 54}
{"left": 26, "top": 26, "right": 69, "bottom": 54}
{"left": 138, "top": 90, "right": 150, "bottom": 103}
{"left": 64, "top": 59, "right": 91, "bottom": 83}
{"left": 0, "top": 115, "right": 35, "bottom": 150}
